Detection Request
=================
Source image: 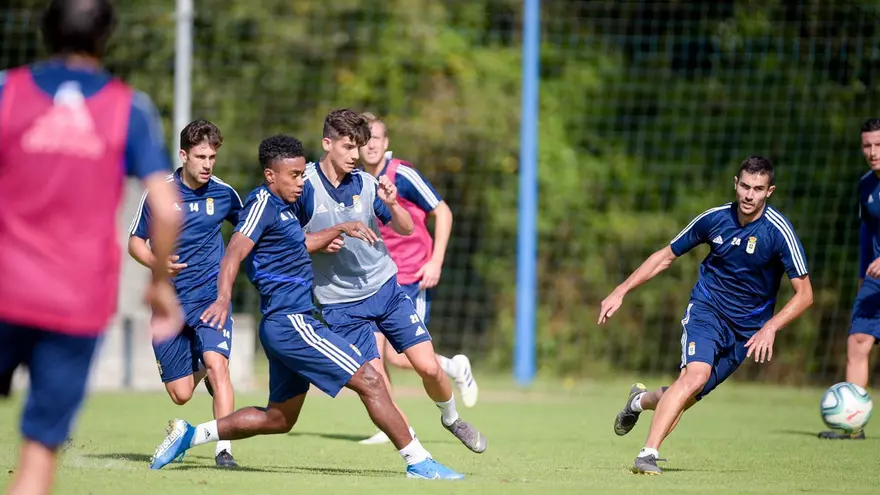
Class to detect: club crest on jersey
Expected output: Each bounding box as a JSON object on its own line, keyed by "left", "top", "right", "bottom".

{"left": 206, "top": 197, "right": 215, "bottom": 215}
{"left": 352, "top": 194, "right": 363, "bottom": 213}
{"left": 688, "top": 341, "right": 695, "bottom": 356}
{"left": 746, "top": 236, "right": 757, "bottom": 254}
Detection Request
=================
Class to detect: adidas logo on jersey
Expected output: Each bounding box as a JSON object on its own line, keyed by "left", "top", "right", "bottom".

{"left": 712, "top": 236, "right": 723, "bottom": 245}
{"left": 415, "top": 326, "right": 426, "bottom": 336}
{"left": 316, "top": 204, "right": 328, "bottom": 214}
{"left": 21, "top": 81, "right": 106, "bottom": 159}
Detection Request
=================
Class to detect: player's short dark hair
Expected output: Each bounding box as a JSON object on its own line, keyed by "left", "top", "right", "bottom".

{"left": 861, "top": 118, "right": 880, "bottom": 133}
{"left": 180, "top": 120, "right": 223, "bottom": 152}
{"left": 41, "top": 0, "right": 116, "bottom": 58}
{"left": 323, "top": 109, "right": 371, "bottom": 147}
{"left": 259, "top": 134, "right": 305, "bottom": 169}
{"left": 737, "top": 156, "right": 775, "bottom": 185}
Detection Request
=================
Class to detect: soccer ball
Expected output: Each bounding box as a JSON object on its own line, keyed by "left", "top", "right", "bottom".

{"left": 820, "top": 382, "right": 873, "bottom": 433}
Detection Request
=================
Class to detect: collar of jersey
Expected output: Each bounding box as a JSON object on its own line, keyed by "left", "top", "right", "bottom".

{"left": 315, "top": 161, "right": 355, "bottom": 191}
{"left": 730, "top": 201, "right": 768, "bottom": 228}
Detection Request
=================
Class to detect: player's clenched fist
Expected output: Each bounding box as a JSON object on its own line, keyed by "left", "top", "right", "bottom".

{"left": 377, "top": 175, "right": 398, "bottom": 205}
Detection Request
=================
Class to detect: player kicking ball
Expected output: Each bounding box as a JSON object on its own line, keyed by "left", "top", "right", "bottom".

{"left": 819, "top": 118, "right": 880, "bottom": 440}
{"left": 129, "top": 119, "right": 243, "bottom": 467}
{"left": 598, "top": 156, "right": 813, "bottom": 475}
{"left": 295, "top": 109, "right": 487, "bottom": 454}
{"left": 356, "top": 112, "right": 478, "bottom": 445}
{"left": 149, "top": 135, "right": 464, "bottom": 479}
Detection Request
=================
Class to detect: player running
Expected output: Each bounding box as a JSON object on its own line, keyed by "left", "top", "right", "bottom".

{"left": 598, "top": 156, "right": 813, "bottom": 475}
{"left": 294, "top": 109, "right": 487, "bottom": 454}
{"left": 128, "top": 119, "right": 242, "bottom": 466}
{"left": 149, "top": 134, "right": 464, "bottom": 479}
{"left": 0, "top": 1, "right": 182, "bottom": 494}
{"left": 819, "top": 117, "right": 880, "bottom": 440}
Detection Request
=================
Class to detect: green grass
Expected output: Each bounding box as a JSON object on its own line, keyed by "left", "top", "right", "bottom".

{"left": 0, "top": 371, "right": 876, "bottom": 494}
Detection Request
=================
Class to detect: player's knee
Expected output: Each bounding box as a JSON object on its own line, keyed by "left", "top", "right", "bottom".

{"left": 680, "top": 367, "right": 710, "bottom": 395}
{"left": 847, "top": 334, "right": 874, "bottom": 358}
{"left": 265, "top": 408, "right": 296, "bottom": 434}
{"left": 168, "top": 388, "right": 193, "bottom": 405}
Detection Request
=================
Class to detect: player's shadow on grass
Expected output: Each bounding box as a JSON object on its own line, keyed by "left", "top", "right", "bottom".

{"left": 287, "top": 430, "right": 458, "bottom": 444}
{"left": 85, "top": 453, "right": 153, "bottom": 463}
{"left": 172, "top": 463, "right": 399, "bottom": 477}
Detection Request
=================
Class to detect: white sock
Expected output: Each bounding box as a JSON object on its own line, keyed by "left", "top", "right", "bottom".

{"left": 631, "top": 392, "right": 645, "bottom": 412}
{"left": 408, "top": 426, "right": 416, "bottom": 439}
{"left": 190, "top": 420, "right": 219, "bottom": 447}
{"left": 215, "top": 440, "right": 231, "bottom": 455}
{"left": 638, "top": 447, "right": 659, "bottom": 459}
{"left": 435, "top": 396, "right": 460, "bottom": 426}
{"left": 437, "top": 355, "right": 459, "bottom": 379}
{"left": 399, "top": 437, "right": 431, "bottom": 466}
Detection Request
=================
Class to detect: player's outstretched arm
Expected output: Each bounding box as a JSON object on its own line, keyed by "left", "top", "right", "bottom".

{"left": 745, "top": 275, "right": 813, "bottom": 363}
{"left": 305, "top": 221, "right": 380, "bottom": 253}
{"left": 201, "top": 232, "right": 255, "bottom": 329}
{"left": 597, "top": 245, "right": 678, "bottom": 325}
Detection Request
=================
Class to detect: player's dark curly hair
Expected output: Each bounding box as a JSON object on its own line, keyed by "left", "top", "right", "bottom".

{"left": 738, "top": 155, "right": 775, "bottom": 185}
{"left": 180, "top": 120, "right": 223, "bottom": 152}
{"left": 41, "top": 0, "right": 115, "bottom": 57}
{"left": 258, "top": 134, "right": 305, "bottom": 169}
{"left": 323, "top": 109, "right": 371, "bottom": 147}
{"left": 861, "top": 118, "right": 880, "bottom": 133}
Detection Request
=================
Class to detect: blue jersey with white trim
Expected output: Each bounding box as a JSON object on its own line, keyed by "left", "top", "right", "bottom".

{"left": 858, "top": 171, "right": 880, "bottom": 283}
{"left": 130, "top": 170, "right": 243, "bottom": 304}
{"left": 237, "top": 185, "right": 315, "bottom": 317}
{"left": 669, "top": 202, "right": 809, "bottom": 332}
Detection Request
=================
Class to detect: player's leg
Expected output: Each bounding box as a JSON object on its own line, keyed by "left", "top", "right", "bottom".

{"left": 358, "top": 330, "right": 414, "bottom": 445}
{"left": 3, "top": 323, "right": 98, "bottom": 495}
{"left": 194, "top": 306, "right": 236, "bottom": 466}
{"left": 818, "top": 318, "right": 876, "bottom": 439}
{"left": 152, "top": 325, "right": 203, "bottom": 405}
{"left": 321, "top": 303, "right": 414, "bottom": 433}
{"left": 399, "top": 283, "right": 479, "bottom": 407}
{"left": 378, "top": 282, "right": 487, "bottom": 454}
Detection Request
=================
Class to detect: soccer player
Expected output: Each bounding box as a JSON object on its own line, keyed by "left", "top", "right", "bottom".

{"left": 598, "top": 156, "right": 813, "bottom": 475}
{"left": 355, "top": 112, "right": 478, "bottom": 446}
{"left": 148, "top": 134, "right": 464, "bottom": 479}
{"left": 128, "top": 119, "right": 242, "bottom": 465}
{"left": 819, "top": 117, "right": 880, "bottom": 440}
{"left": 0, "top": 1, "right": 182, "bottom": 494}
{"left": 296, "top": 109, "right": 487, "bottom": 454}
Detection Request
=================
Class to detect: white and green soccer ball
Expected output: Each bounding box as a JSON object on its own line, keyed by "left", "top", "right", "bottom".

{"left": 820, "top": 382, "right": 873, "bottom": 433}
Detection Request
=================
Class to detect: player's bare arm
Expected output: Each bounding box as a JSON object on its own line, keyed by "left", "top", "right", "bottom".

{"left": 201, "top": 232, "right": 254, "bottom": 328}
{"left": 417, "top": 200, "right": 453, "bottom": 289}
{"left": 128, "top": 236, "right": 187, "bottom": 277}
{"left": 142, "top": 172, "right": 184, "bottom": 341}
{"left": 305, "top": 220, "right": 379, "bottom": 253}
{"left": 745, "top": 274, "right": 813, "bottom": 363}
{"left": 598, "top": 245, "right": 678, "bottom": 325}
{"left": 379, "top": 175, "right": 414, "bottom": 235}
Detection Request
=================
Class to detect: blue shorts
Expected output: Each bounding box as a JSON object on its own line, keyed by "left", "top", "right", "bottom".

{"left": 261, "top": 313, "right": 366, "bottom": 402}
{"left": 0, "top": 321, "right": 100, "bottom": 449}
{"left": 399, "top": 282, "right": 432, "bottom": 326}
{"left": 678, "top": 300, "right": 750, "bottom": 400}
{"left": 321, "top": 276, "right": 433, "bottom": 360}
{"left": 152, "top": 300, "right": 233, "bottom": 383}
{"left": 850, "top": 282, "right": 880, "bottom": 341}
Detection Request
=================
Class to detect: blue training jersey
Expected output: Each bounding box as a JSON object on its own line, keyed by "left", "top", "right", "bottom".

{"left": 670, "top": 202, "right": 809, "bottom": 331}
{"left": 858, "top": 171, "right": 880, "bottom": 286}
{"left": 130, "top": 169, "right": 243, "bottom": 304}
{"left": 0, "top": 61, "right": 170, "bottom": 180}
{"left": 295, "top": 164, "right": 393, "bottom": 225}
{"left": 237, "top": 185, "right": 315, "bottom": 317}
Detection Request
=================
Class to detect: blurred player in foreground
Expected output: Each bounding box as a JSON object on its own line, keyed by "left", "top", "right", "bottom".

{"left": 356, "top": 112, "right": 478, "bottom": 445}
{"left": 0, "top": 1, "right": 182, "bottom": 493}
{"left": 819, "top": 117, "right": 880, "bottom": 440}
{"left": 128, "top": 119, "right": 242, "bottom": 465}
{"left": 150, "top": 135, "right": 464, "bottom": 479}
{"left": 598, "top": 157, "right": 813, "bottom": 475}
{"left": 296, "top": 109, "right": 487, "bottom": 454}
